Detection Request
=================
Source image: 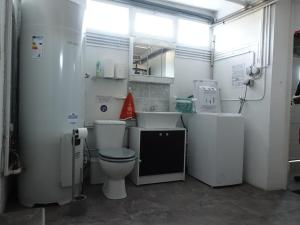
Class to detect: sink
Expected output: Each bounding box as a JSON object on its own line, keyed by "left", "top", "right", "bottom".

{"left": 136, "top": 111, "right": 182, "bottom": 129}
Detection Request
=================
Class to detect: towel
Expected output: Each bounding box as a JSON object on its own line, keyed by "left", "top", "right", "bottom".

{"left": 120, "top": 92, "right": 136, "bottom": 120}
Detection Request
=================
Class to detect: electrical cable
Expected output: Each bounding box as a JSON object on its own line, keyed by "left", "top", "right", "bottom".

{"left": 82, "top": 138, "right": 91, "bottom": 195}
{"left": 84, "top": 138, "right": 91, "bottom": 160}
{"left": 180, "top": 115, "right": 187, "bottom": 130}
{"left": 238, "top": 85, "right": 248, "bottom": 114}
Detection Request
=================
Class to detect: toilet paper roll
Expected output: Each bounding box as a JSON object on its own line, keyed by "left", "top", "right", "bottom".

{"left": 77, "top": 128, "right": 88, "bottom": 139}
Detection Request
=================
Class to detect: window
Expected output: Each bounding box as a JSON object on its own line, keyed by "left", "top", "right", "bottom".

{"left": 84, "top": 1, "right": 211, "bottom": 49}
{"left": 134, "top": 12, "right": 175, "bottom": 39}
{"left": 177, "top": 19, "right": 210, "bottom": 48}
{"left": 85, "top": 0, "right": 129, "bottom": 35}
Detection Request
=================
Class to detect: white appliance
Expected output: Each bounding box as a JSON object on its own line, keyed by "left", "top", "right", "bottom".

{"left": 188, "top": 113, "right": 244, "bottom": 187}
{"left": 18, "top": 0, "right": 86, "bottom": 206}
{"left": 187, "top": 80, "right": 244, "bottom": 187}
{"left": 94, "top": 120, "right": 135, "bottom": 200}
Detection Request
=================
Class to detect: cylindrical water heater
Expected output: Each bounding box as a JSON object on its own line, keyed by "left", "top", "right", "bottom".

{"left": 19, "top": 0, "right": 86, "bottom": 206}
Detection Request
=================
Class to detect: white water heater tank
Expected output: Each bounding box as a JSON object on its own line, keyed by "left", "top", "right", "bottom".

{"left": 18, "top": 0, "right": 86, "bottom": 206}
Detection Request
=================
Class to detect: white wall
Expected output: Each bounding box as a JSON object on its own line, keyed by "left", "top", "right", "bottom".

{"left": 213, "top": 1, "right": 292, "bottom": 190}
{"left": 171, "top": 57, "right": 210, "bottom": 100}
{"left": 84, "top": 45, "right": 128, "bottom": 125}
{"left": 266, "top": 0, "right": 292, "bottom": 190}
{"left": 292, "top": 0, "right": 300, "bottom": 31}
{"left": 213, "top": 10, "right": 271, "bottom": 189}
{"left": 83, "top": 45, "right": 128, "bottom": 147}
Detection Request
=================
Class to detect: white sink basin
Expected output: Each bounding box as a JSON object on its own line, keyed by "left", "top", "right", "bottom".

{"left": 136, "top": 111, "right": 182, "bottom": 129}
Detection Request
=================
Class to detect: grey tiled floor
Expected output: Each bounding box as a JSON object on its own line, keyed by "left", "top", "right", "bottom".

{"left": 44, "top": 177, "right": 300, "bottom": 225}
{"left": 288, "top": 161, "right": 300, "bottom": 191}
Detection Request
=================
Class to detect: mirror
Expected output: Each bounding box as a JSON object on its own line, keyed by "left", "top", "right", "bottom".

{"left": 131, "top": 39, "right": 175, "bottom": 78}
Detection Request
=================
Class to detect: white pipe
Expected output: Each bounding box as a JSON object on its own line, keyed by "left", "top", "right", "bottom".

{"left": 212, "top": 0, "right": 277, "bottom": 26}
{"left": 215, "top": 50, "right": 255, "bottom": 63}
{"left": 266, "top": 5, "right": 272, "bottom": 66}
{"left": 0, "top": 0, "right": 6, "bottom": 177}
{"left": 209, "top": 25, "right": 215, "bottom": 80}
{"left": 260, "top": 4, "right": 266, "bottom": 67}
{"left": 3, "top": 0, "right": 13, "bottom": 176}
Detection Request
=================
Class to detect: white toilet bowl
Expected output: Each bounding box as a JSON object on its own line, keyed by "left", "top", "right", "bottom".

{"left": 94, "top": 120, "right": 136, "bottom": 199}
{"left": 98, "top": 148, "right": 135, "bottom": 199}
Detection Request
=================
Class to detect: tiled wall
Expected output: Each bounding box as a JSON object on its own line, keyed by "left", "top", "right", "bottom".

{"left": 128, "top": 82, "right": 170, "bottom": 112}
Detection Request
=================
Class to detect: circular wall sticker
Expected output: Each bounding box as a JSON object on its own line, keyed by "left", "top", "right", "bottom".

{"left": 100, "top": 105, "right": 108, "bottom": 112}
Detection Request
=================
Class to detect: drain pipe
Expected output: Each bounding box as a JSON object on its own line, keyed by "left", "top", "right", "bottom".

{"left": 238, "top": 85, "right": 248, "bottom": 114}
{"left": 209, "top": 27, "right": 216, "bottom": 80}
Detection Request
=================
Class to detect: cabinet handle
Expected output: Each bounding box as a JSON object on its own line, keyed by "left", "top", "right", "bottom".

{"left": 166, "top": 133, "right": 169, "bottom": 136}
{"left": 159, "top": 133, "right": 162, "bottom": 136}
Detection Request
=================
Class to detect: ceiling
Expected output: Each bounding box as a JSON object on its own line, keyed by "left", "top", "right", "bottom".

{"left": 120, "top": 0, "right": 263, "bottom": 22}
{"left": 162, "top": 0, "right": 245, "bottom": 12}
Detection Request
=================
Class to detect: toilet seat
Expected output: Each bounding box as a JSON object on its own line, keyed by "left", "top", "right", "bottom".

{"left": 99, "top": 148, "right": 135, "bottom": 162}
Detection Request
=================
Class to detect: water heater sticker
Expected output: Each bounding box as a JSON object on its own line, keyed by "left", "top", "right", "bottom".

{"left": 67, "top": 113, "right": 79, "bottom": 125}
{"left": 32, "top": 36, "right": 44, "bottom": 59}
{"left": 232, "top": 64, "right": 246, "bottom": 88}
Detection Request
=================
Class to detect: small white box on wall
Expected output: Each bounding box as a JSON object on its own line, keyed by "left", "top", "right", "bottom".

{"left": 114, "top": 63, "right": 128, "bottom": 79}
{"left": 103, "top": 59, "right": 115, "bottom": 78}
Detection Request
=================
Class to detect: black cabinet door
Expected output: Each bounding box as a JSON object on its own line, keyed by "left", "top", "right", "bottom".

{"left": 139, "top": 130, "right": 185, "bottom": 176}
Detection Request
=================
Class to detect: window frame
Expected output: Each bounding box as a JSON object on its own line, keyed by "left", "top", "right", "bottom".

{"left": 85, "top": 0, "right": 131, "bottom": 37}
{"left": 85, "top": 0, "right": 211, "bottom": 49}
{"left": 131, "top": 7, "right": 177, "bottom": 42}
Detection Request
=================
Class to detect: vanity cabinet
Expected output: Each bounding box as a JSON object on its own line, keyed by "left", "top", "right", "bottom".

{"left": 129, "top": 127, "right": 186, "bottom": 185}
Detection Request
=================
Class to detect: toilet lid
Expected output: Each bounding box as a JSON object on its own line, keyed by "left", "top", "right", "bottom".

{"left": 99, "top": 148, "right": 135, "bottom": 160}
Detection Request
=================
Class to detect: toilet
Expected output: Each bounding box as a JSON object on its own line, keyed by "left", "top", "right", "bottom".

{"left": 94, "top": 120, "right": 136, "bottom": 199}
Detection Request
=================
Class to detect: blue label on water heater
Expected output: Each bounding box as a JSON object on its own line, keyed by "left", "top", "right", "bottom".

{"left": 67, "top": 113, "right": 78, "bottom": 124}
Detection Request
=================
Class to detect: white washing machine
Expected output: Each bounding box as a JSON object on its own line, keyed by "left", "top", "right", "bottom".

{"left": 188, "top": 113, "right": 244, "bottom": 187}
{"left": 187, "top": 80, "right": 244, "bottom": 187}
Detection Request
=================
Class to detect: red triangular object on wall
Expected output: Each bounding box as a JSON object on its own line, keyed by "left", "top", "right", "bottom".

{"left": 120, "top": 92, "right": 136, "bottom": 120}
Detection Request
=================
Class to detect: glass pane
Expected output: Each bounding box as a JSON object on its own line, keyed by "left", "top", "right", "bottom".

{"left": 177, "top": 19, "right": 210, "bottom": 48}
{"left": 85, "top": 0, "right": 129, "bottom": 35}
{"left": 135, "top": 12, "right": 174, "bottom": 39}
